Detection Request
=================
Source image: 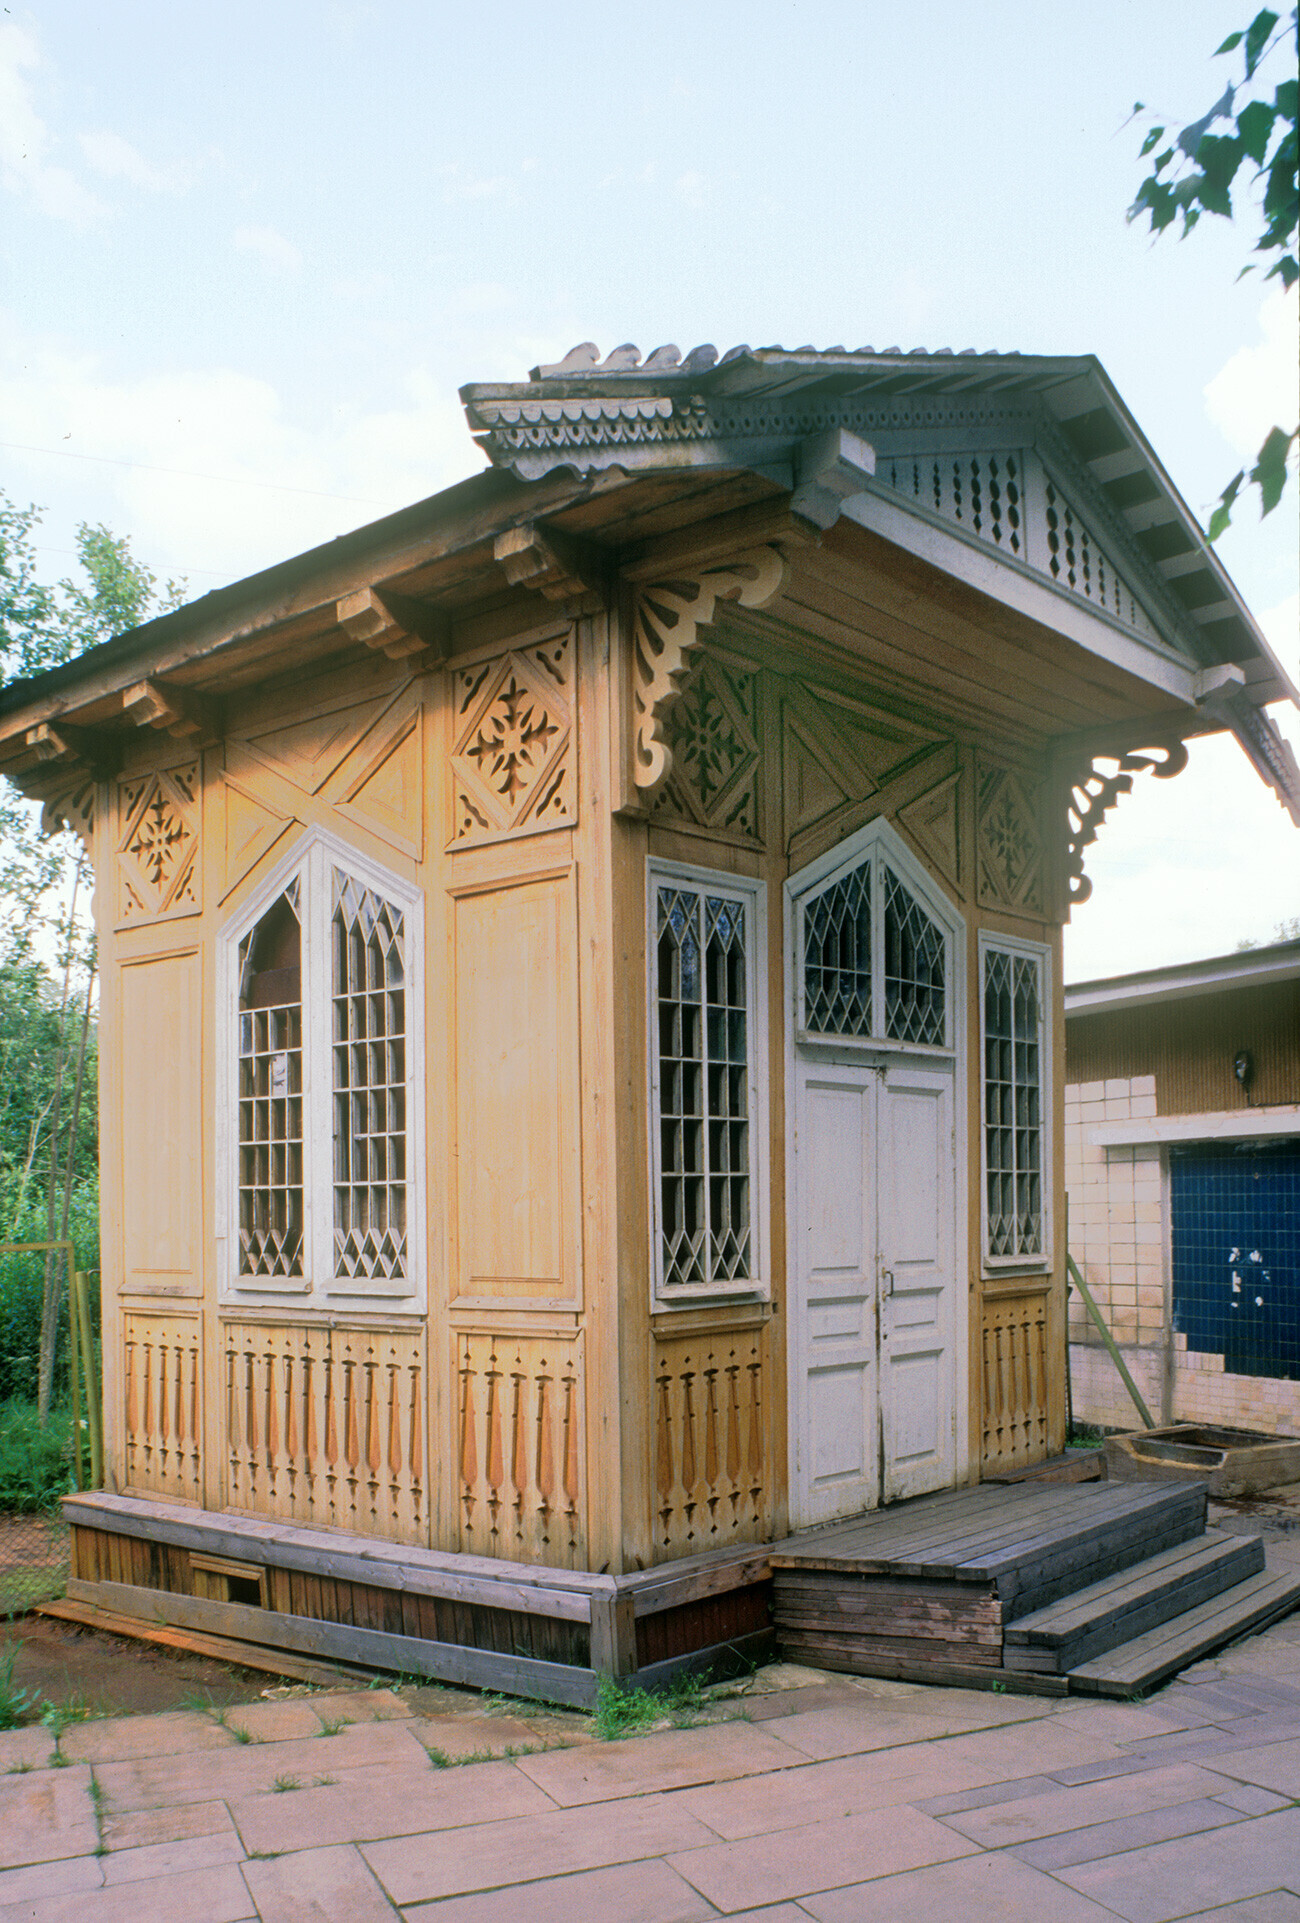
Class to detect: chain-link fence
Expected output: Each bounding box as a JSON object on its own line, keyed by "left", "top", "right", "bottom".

{"left": 0, "top": 1511, "right": 70, "bottom": 1617}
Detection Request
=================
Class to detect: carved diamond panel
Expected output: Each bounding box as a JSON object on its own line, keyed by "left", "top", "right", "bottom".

{"left": 449, "top": 632, "right": 574, "bottom": 846}
{"left": 653, "top": 657, "right": 761, "bottom": 842}
{"left": 117, "top": 762, "right": 201, "bottom": 923}
{"left": 977, "top": 764, "right": 1043, "bottom": 914}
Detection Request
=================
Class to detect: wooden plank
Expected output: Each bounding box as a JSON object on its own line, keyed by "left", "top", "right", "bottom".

{"left": 589, "top": 1592, "right": 637, "bottom": 1680}
{"left": 1005, "top": 1533, "right": 1264, "bottom": 1646}
{"left": 67, "top": 1578, "right": 599, "bottom": 1709}
{"left": 619, "top": 1548, "right": 773, "bottom": 1619}
{"left": 39, "top": 1598, "right": 367, "bottom": 1687}
{"left": 65, "top": 1495, "right": 601, "bottom": 1622}
{"left": 774, "top": 1633, "right": 1069, "bottom": 1696}
{"left": 781, "top": 1628, "right": 1002, "bottom": 1665}
{"left": 1067, "top": 1562, "right": 1300, "bottom": 1697}
{"left": 626, "top": 1629, "right": 777, "bottom": 1696}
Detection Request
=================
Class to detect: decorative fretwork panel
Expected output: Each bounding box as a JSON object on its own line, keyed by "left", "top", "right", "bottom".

{"left": 981, "top": 1293, "right": 1049, "bottom": 1472}
{"left": 653, "top": 657, "right": 761, "bottom": 843}
{"left": 332, "top": 871, "right": 407, "bottom": 1283}
{"left": 123, "top": 1313, "right": 203, "bottom": 1503}
{"left": 803, "top": 861, "right": 872, "bottom": 1037}
{"left": 653, "top": 1326, "right": 768, "bottom": 1559}
{"left": 449, "top": 632, "right": 574, "bottom": 846}
{"left": 223, "top": 1321, "right": 426, "bottom": 1541}
{"left": 984, "top": 948, "right": 1044, "bottom": 1260}
{"left": 455, "top": 1329, "right": 586, "bottom": 1568}
{"left": 976, "top": 765, "right": 1044, "bottom": 914}
{"left": 655, "top": 885, "right": 753, "bottom": 1290}
{"left": 883, "top": 866, "right": 945, "bottom": 1045}
{"left": 117, "top": 762, "right": 200, "bottom": 922}
{"left": 880, "top": 448, "right": 1161, "bottom": 643}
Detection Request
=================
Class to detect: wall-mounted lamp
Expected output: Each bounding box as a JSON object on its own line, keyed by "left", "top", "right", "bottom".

{"left": 1234, "top": 1049, "right": 1254, "bottom": 1104}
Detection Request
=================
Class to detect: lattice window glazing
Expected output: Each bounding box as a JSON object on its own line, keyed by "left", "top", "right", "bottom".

{"left": 984, "top": 948, "right": 1044, "bottom": 1259}
{"left": 238, "top": 884, "right": 304, "bottom": 1278}
{"left": 803, "top": 862, "right": 871, "bottom": 1036}
{"left": 883, "top": 868, "right": 946, "bottom": 1045}
{"left": 656, "top": 884, "right": 752, "bottom": 1289}
{"left": 332, "top": 871, "right": 407, "bottom": 1283}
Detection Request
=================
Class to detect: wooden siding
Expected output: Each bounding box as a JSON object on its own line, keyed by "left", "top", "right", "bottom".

{"left": 1066, "top": 980, "right": 1299, "bottom": 1115}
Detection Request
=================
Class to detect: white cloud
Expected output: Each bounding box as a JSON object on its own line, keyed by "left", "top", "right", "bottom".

{"left": 0, "top": 331, "right": 481, "bottom": 588}
{"left": 233, "top": 224, "right": 304, "bottom": 272}
{"left": 0, "top": 23, "right": 105, "bottom": 224}
{"left": 79, "top": 130, "right": 188, "bottom": 194}
{"left": 1204, "top": 288, "right": 1300, "bottom": 460}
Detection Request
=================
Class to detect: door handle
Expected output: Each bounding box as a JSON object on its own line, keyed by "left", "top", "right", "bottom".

{"left": 881, "top": 1269, "right": 894, "bottom": 1296}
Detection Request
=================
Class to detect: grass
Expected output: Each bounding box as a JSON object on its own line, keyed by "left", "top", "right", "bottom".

{"left": 271, "top": 1775, "right": 301, "bottom": 1793}
{"left": 592, "top": 1670, "right": 710, "bottom": 1741}
{"left": 0, "top": 1401, "right": 73, "bottom": 1512}
{"left": 316, "top": 1716, "right": 351, "bottom": 1737}
{"left": 0, "top": 1640, "right": 40, "bottom": 1730}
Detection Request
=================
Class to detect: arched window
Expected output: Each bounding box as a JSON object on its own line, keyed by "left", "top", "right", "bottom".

{"left": 226, "top": 837, "right": 422, "bottom": 1302}
{"left": 798, "top": 840, "right": 951, "bottom": 1050}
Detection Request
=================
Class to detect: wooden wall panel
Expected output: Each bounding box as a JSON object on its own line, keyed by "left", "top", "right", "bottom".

{"left": 122, "top": 1311, "right": 203, "bottom": 1503}
{"left": 451, "top": 873, "right": 582, "bottom": 1304}
{"left": 454, "top": 1326, "right": 586, "bottom": 1568}
{"left": 981, "top": 1290, "right": 1050, "bottom": 1472}
{"left": 1066, "top": 980, "right": 1299, "bottom": 1116}
{"left": 652, "top": 1323, "right": 770, "bottom": 1561}
{"left": 119, "top": 951, "right": 203, "bottom": 1295}
{"left": 222, "top": 1320, "right": 427, "bottom": 1542}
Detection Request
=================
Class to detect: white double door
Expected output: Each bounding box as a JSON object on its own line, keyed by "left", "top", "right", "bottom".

{"left": 790, "top": 1051, "right": 957, "bottom": 1526}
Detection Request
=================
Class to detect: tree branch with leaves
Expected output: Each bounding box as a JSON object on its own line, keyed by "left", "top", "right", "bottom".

{"left": 1129, "top": 7, "right": 1298, "bottom": 535}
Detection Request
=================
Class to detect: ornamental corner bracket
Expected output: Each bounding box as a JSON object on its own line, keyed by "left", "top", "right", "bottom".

{"left": 629, "top": 546, "right": 787, "bottom": 800}
{"left": 1062, "top": 741, "right": 1189, "bottom": 905}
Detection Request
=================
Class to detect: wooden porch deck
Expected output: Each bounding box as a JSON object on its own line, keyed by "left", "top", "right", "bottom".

{"left": 770, "top": 1479, "right": 1300, "bottom": 1695}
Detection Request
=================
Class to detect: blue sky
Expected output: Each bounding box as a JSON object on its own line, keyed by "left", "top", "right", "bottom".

{"left": 3, "top": 0, "right": 1296, "bottom": 974}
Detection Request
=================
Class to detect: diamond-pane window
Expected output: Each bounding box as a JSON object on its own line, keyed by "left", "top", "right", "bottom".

{"left": 332, "top": 871, "right": 407, "bottom": 1283}
{"left": 984, "top": 946, "right": 1044, "bottom": 1260}
{"left": 803, "top": 862, "right": 871, "bottom": 1035}
{"left": 883, "top": 868, "right": 946, "bottom": 1045}
{"left": 238, "top": 888, "right": 304, "bottom": 1279}
{"left": 654, "top": 880, "right": 754, "bottom": 1290}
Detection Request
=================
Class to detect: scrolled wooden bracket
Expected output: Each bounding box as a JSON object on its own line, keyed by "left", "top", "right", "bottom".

{"left": 493, "top": 524, "right": 604, "bottom": 611}
{"left": 122, "top": 679, "right": 213, "bottom": 740}
{"left": 336, "top": 587, "right": 448, "bottom": 664}
{"left": 1064, "top": 741, "right": 1189, "bottom": 903}
{"left": 40, "top": 777, "right": 97, "bottom": 850}
{"left": 631, "top": 546, "right": 788, "bottom": 797}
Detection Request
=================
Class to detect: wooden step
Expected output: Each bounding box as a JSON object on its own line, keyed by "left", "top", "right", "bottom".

{"left": 983, "top": 1451, "right": 1104, "bottom": 1486}
{"left": 1004, "top": 1530, "right": 1265, "bottom": 1674}
{"left": 1066, "top": 1553, "right": 1300, "bottom": 1696}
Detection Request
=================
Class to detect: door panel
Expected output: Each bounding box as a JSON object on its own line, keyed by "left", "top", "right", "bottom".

{"left": 792, "top": 1070, "right": 877, "bottom": 1524}
{"left": 878, "top": 1066, "right": 955, "bottom": 1501}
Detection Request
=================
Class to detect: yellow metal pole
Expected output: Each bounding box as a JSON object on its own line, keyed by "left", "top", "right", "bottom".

{"left": 66, "top": 1261, "right": 85, "bottom": 1490}
{"left": 74, "top": 1272, "right": 103, "bottom": 1488}
{"left": 1066, "top": 1253, "right": 1157, "bottom": 1430}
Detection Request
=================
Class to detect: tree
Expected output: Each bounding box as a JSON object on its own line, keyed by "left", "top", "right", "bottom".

{"left": 1, "top": 493, "right": 184, "bottom": 1414}
{"left": 1129, "top": 7, "right": 1298, "bottom": 535}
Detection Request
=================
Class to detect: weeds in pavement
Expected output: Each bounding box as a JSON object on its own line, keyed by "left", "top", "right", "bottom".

{"left": 271, "top": 1775, "right": 301, "bottom": 1793}
{"left": 0, "top": 1641, "right": 39, "bottom": 1730}
{"left": 592, "top": 1670, "right": 709, "bottom": 1741}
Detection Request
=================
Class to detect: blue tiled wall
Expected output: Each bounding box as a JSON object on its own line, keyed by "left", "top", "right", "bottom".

{"left": 1170, "top": 1141, "right": 1300, "bottom": 1382}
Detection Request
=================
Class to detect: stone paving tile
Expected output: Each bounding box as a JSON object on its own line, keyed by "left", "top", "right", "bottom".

{"left": 60, "top": 1708, "right": 235, "bottom": 1765}
{"left": 0, "top": 1763, "right": 97, "bottom": 1869}
{"left": 100, "top": 1797, "right": 236, "bottom": 1853}
{"left": 514, "top": 1719, "right": 806, "bottom": 1806}
{"left": 1010, "top": 1796, "right": 1245, "bottom": 1869}
{"left": 1056, "top": 1806, "right": 1300, "bottom": 1923}
{"left": 0, "top": 1727, "right": 56, "bottom": 1772}
{"left": 667, "top": 1801, "right": 977, "bottom": 1912}
{"left": 1177, "top": 1898, "right": 1300, "bottom": 1922}
{"left": 1052, "top": 1701, "right": 1206, "bottom": 1742}
{"left": 751, "top": 1698, "right": 1053, "bottom": 1763}
{"left": 306, "top": 1688, "right": 412, "bottom": 1723}
{"left": 915, "top": 1718, "right": 1126, "bottom": 1782}
{"left": 243, "top": 1843, "right": 398, "bottom": 1921}
{"left": 1202, "top": 1711, "right": 1300, "bottom": 1749}
{"left": 915, "top": 1772, "right": 1061, "bottom": 1816}
{"left": 401, "top": 1857, "right": 716, "bottom": 1920}
{"left": 0, "top": 1855, "right": 103, "bottom": 1907}
{"left": 228, "top": 1756, "right": 552, "bottom": 1857}
{"left": 939, "top": 1762, "right": 1247, "bottom": 1849}
{"left": 413, "top": 1714, "right": 550, "bottom": 1762}
{"left": 362, "top": 1794, "right": 718, "bottom": 1907}
{"left": 799, "top": 1848, "right": 1123, "bottom": 1922}
{"left": 100, "top": 1827, "right": 248, "bottom": 1886}
{"left": 0, "top": 1860, "right": 256, "bottom": 1923}
{"left": 225, "top": 1699, "right": 326, "bottom": 1741}
{"left": 1213, "top": 1782, "right": 1295, "bottom": 1815}
{"left": 94, "top": 1717, "right": 429, "bottom": 1809}
{"left": 1049, "top": 1754, "right": 1186, "bottom": 1786}
{"left": 1204, "top": 1737, "right": 1300, "bottom": 1797}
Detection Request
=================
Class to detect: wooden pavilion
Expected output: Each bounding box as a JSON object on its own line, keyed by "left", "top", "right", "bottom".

{"left": 2, "top": 340, "right": 1297, "bottom": 1699}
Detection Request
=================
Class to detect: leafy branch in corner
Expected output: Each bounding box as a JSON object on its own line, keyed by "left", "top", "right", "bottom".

{"left": 1128, "top": 8, "right": 1298, "bottom": 534}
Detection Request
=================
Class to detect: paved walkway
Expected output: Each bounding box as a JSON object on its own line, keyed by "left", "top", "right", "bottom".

{"left": 2, "top": 1537, "right": 1298, "bottom": 1919}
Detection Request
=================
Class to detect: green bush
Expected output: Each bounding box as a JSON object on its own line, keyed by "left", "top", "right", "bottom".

{"left": 0, "top": 1402, "right": 72, "bottom": 1511}
{"left": 0, "top": 1177, "right": 99, "bottom": 1403}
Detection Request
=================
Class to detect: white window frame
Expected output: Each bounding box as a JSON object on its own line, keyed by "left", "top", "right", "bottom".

{"left": 793, "top": 823, "right": 957, "bottom": 1058}
{"left": 979, "top": 930, "right": 1052, "bottom": 1273}
{"left": 647, "top": 858, "right": 769, "bottom": 1307}
{"left": 217, "top": 827, "right": 425, "bottom": 1312}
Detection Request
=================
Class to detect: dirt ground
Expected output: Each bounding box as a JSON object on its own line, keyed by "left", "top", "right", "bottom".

{"left": 6, "top": 1615, "right": 277, "bottom": 1719}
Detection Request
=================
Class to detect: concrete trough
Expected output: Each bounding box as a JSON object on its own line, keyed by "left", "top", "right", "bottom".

{"left": 1105, "top": 1424, "right": 1300, "bottom": 1499}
